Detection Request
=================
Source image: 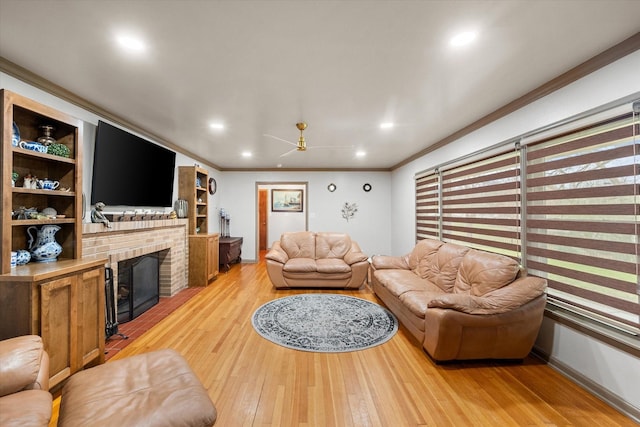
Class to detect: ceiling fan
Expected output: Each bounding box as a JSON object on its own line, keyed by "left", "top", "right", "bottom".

{"left": 264, "top": 122, "right": 353, "bottom": 157}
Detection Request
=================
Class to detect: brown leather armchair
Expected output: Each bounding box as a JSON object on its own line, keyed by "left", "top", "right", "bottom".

{"left": 0, "top": 335, "right": 52, "bottom": 427}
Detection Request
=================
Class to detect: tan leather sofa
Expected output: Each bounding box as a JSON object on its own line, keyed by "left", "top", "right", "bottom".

{"left": 266, "top": 231, "right": 369, "bottom": 289}
{"left": 0, "top": 335, "right": 52, "bottom": 427}
{"left": 371, "top": 239, "right": 547, "bottom": 362}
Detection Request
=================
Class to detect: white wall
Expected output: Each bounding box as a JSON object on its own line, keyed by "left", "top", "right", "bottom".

{"left": 390, "top": 50, "right": 640, "bottom": 415}
{"left": 221, "top": 171, "right": 391, "bottom": 261}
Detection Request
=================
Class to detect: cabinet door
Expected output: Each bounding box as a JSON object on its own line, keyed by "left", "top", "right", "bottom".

{"left": 207, "top": 235, "right": 219, "bottom": 281}
{"left": 40, "top": 275, "right": 78, "bottom": 388}
{"left": 78, "top": 267, "right": 105, "bottom": 367}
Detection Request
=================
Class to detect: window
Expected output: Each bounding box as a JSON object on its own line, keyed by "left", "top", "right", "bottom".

{"left": 441, "top": 150, "right": 521, "bottom": 259}
{"left": 525, "top": 113, "right": 639, "bottom": 334}
{"left": 415, "top": 102, "right": 640, "bottom": 337}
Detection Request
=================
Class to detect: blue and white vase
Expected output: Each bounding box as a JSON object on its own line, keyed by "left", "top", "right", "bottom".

{"left": 27, "top": 225, "right": 62, "bottom": 262}
{"left": 15, "top": 249, "right": 31, "bottom": 265}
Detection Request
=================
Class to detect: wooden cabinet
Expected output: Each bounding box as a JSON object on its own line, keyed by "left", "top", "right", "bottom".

{"left": 178, "top": 166, "right": 209, "bottom": 235}
{"left": 188, "top": 233, "right": 219, "bottom": 286}
{"left": 179, "top": 166, "right": 219, "bottom": 285}
{"left": 219, "top": 237, "right": 243, "bottom": 271}
{"left": 0, "top": 259, "right": 106, "bottom": 389}
{"left": 1, "top": 90, "right": 106, "bottom": 389}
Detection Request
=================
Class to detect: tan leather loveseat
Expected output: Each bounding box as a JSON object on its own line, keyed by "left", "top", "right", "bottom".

{"left": 371, "top": 239, "right": 547, "bottom": 362}
{"left": 0, "top": 335, "right": 52, "bottom": 427}
{"left": 266, "top": 231, "right": 369, "bottom": 289}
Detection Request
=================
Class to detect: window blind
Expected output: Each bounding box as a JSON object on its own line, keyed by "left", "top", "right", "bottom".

{"left": 525, "top": 113, "right": 639, "bottom": 333}
{"left": 440, "top": 150, "right": 521, "bottom": 259}
{"left": 415, "top": 172, "right": 440, "bottom": 240}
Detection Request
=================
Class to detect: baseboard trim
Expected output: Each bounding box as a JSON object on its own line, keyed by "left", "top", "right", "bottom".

{"left": 531, "top": 347, "right": 640, "bottom": 423}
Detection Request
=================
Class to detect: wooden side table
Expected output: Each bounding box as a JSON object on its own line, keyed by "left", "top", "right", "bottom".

{"left": 219, "top": 237, "right": 243, "bottom": 271}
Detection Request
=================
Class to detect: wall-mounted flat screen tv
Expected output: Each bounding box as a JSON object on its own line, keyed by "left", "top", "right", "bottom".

{"left": 91, "top": 120, "right": 176, "bottom": 207}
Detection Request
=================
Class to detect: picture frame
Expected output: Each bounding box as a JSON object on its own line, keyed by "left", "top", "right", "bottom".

{"left": 271, "top": 189, "right": 303, "bottom": 212}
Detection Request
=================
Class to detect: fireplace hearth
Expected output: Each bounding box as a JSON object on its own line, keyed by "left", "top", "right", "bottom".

{"left": 117, "top": 252, "right": 160, "bottom": 323}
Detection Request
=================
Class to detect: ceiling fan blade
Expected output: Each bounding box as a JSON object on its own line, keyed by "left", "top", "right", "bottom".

{"left": 307, "top": 145, "right": 354, "bottom": 150}
{"left": 263, "top": 134, "right": 297, "bottom": 147}
{"left": 279, "top": 147, "right": 299, "bottom": 157}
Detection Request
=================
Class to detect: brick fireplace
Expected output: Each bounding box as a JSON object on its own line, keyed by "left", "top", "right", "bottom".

{"left": 82, "top": 219, "right": 188, "bottom": 297}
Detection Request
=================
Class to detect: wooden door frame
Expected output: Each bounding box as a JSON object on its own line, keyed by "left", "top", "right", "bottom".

{"left": 255, "top": 181, "right": 308, "bottom": 261}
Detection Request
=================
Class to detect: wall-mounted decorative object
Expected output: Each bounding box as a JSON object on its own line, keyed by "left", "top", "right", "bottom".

{"left": 272, "top": 189, "right": 303, "bottom": 212}
{"left": 342, "top": 202, "right": 358, "bottom": 222}
{"left": 208, "top": 177, "right": 217, "bottom": 195}
{"left": 363, "top": 183, "right": 372, "bottom": 192}
{"left": 327, "top": 183, "right": 337, "bottom": 192}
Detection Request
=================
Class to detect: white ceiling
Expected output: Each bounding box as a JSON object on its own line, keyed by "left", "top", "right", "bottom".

{"left": 1, "top": 0, "right": 639, "bottom": 170}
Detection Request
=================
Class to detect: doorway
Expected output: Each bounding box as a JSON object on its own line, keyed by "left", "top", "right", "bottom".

{"left": 255, "top": 182, "right": 308, "bottom": 260}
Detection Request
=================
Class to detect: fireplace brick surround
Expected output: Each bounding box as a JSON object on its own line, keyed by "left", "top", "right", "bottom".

{"left": 82, "top": 219, "right": 189, "bottom": 297}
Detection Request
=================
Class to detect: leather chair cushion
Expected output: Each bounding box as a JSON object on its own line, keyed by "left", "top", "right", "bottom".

{"left": 58, "top": 349, "right": 216, "bottom": 427}
{"left": 0, "top": 390, "right": 52, "bottom": 427}
{"left": 281, "top": 231, "right": 316, "bottom": 259}
{"left": 316, "top": 258, "right": 351, "bottom": 274}
{"left": 283, "top": 258, "right": 317, "bottom": 273}
{"left": 316, "top": 232, "right": 351, "bottom": 259}
{"left": 422, "top": 243, "right": 470, "bottom": 292}
{"left": 454, "top": 249, "right": 520, "bottom": 296}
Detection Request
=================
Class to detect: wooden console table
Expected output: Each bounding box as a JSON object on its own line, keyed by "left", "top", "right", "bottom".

{"left": 219, "top": 237, "right": 243, "bottom": 271}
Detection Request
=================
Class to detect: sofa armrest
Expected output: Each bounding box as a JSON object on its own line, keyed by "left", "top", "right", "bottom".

{"left": 427, "top": 275, "right": 547, "bottom": 315}
{"left": 0, "top": 335, "right": 49, "bottom": 396}
{"left": 423, "top": 294, "right": 547, "bottom": 361}
{"left": 344, "top": 242, "right": 368, "bottom": 265}
{"left": 265, "top": 241, "right": 289, "bottom": 264}
{"left": 371, "top": 255, "right": 410, "bottom": 270}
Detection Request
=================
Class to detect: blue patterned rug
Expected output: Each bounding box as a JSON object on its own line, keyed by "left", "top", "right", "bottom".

{"left": 251, "top": 294, "right": 398, "bottom": 352}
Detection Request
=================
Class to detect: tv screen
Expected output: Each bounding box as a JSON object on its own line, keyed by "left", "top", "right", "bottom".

{"left": 91, "top": 120, "right": 176, "bottom": 207}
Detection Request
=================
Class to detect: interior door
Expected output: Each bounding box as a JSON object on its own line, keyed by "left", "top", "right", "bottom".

{"left": 259, "top": 189, "right": 268, "bottom": 250}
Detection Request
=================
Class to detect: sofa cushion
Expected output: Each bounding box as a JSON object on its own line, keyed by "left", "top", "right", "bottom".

{"left": 316, "top": 258, "right": 351, "bottom": 274}
{"left": 316, "top": 232, "right": 351, "bottom": 259}
{"left": 281, "top": 231, "right": 316, "bottom": 259}
{"left": 454, "top": 249, "right": 520, "bottom": 296}
{"left": 399, "top": 290, "right": 445, "bottom": 319}
{"left": 422, "top": 243, "right": 470, "bottom": 292}
{"left": 408, "top": 239, "right": 443, "bottom": 275}
{"left": 283, "top": 258, "right": 317, "bottom": 273}
{"left": 377, "top": 270, "right": 442, "bottom": 298}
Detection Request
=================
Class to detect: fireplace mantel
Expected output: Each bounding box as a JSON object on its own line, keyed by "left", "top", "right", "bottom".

{"left": 82, "top": 219, "right": 188, "bottom": 296}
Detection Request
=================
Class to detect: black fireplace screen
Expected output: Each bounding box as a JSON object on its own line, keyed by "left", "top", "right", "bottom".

{"left": 117, "top": 253, "right": 160, "bottom": 323}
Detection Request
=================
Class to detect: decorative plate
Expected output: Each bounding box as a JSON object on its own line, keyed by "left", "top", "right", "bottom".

{"left": 12, "top": 122, "right": 20, "bottom": 146}
{"left": 208, "top": 177, "right": 217, "bottom": 195}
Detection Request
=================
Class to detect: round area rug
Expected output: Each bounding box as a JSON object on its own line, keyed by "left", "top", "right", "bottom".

{"left": 251, "top": 294, "right": 398, "bottom": 352}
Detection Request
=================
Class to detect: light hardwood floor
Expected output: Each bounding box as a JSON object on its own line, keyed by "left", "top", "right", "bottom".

{"left": 51, "top": 256, "right": 637, "bottom": 426}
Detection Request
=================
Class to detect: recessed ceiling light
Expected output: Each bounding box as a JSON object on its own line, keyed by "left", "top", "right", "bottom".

{"left": 209, "top": 123, "right": 225, "bottom": 130}
{"left": 380, "top": 122, "right": 394, "bottom": 129}
{"left": 450, "top": 31, "right": 477, "bottom": 47}
{"left": 242, "top": 151, "right": 252, "bottom": 158}
{"left": 115, "top": 33, "right": 146, "bottom": 53}
{"left": 356, "top": 151, "right": 366, "bottom": 157}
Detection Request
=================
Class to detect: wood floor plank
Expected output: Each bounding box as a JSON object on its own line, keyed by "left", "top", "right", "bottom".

{"left": 49, "top": 254, "right": 637, "bottom": 427}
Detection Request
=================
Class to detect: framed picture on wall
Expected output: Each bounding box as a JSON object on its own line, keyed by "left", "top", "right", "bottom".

{"left": 271, "top": 189, "right": 303, "bottom": 212}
